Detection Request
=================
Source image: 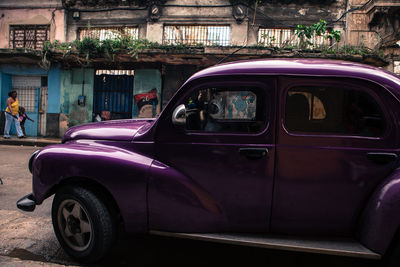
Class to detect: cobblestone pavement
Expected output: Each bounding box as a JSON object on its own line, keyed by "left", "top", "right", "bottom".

{"left": 0, "top": 145, "right": 380, "bottom": 267}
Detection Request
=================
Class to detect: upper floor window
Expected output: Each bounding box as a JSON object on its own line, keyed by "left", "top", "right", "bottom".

{"left": 285, "top": 86, "right": 386, "bottom": 137}
{"left": 163, "top": 25, "right": 230, "bottom": 46}
{"left": 9, "top": 25, "right": 50, "bottom": 50}
{"left": 258, "top": 27, "right": 331, "bottom": 48}
{"left": 79, "top": 27, "right": 139, "bottom": 41}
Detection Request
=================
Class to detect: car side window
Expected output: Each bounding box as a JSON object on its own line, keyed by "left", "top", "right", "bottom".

{"left": 182, "top": 87, "right": 266, "bottom": 133}
{"left": 285, "top": 86, "right": 386, "bottom": 137}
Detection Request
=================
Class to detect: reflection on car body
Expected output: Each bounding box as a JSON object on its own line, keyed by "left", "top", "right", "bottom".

{"left": 17, "top": 59, "right": 400, "bottom": 265}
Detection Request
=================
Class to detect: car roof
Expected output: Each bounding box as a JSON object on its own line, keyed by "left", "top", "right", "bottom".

{"left": 185, "top": 59, "right": 400, "bottom": 99}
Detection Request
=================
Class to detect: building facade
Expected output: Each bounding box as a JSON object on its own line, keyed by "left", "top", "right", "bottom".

{"left": 0, "top": 0, "right": 399, "bottom": 137}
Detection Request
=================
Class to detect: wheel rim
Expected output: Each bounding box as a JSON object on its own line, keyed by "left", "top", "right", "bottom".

{"left": 57, "top": 199, "right": 93, "bottom": 252}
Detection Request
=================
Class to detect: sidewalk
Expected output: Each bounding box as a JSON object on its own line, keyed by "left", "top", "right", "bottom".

{"left": 0, "top": 136, "right": 60, "bottom": 147}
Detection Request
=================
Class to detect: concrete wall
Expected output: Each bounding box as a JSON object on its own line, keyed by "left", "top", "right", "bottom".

{"left": 0, "top": 64, "right": 62, "bottom": 136}
{"left": 0, "top": 6, "right": 66, "bottom": 49}
{"left": 47, "top": 65, "right": 61, "bottom": 136}
{"left": 66, "top": 0, "right": 252, "bottom": 46}
{"left": 133, "top": 69, "right": 162, "bottom": 117}
{"left": 162, "top": 65, "right": 197, "bottom": 107}
{"left": 65, "top": 7, "right": 147, "bottom": 42}
{"left": 60, "top": 68, "right": 94, "bottom": 136}
{"left": 0, "top": 73, "right": 12, "bottom": 135}
{"left": 0, "top": 65, "right": 50, "bottom": 136}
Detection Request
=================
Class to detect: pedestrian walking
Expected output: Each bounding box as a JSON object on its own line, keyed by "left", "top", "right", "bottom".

{"left": 18, "top": 107, "right": 34, "bottom": 137}
{"left": 4, "top": 91, "right": 24, "bottom": 139}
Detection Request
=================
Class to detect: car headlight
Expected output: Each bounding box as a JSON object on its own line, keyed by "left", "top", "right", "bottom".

{"left": 28, "top": 150, "right": 40, "bottom": 174}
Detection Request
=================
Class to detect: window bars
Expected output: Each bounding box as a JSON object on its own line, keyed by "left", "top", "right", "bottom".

{"left": 14, "top": 87, "right": 36, "bottom": 113}
{"left": 79, "top": 27, "right": 139, "bottom": 41}
{"left": 258, "top": 28, "right": 331, "bottom": 48}
{"left": 96, "top": 70, "right": 135, "bottom": 76}
{"left": 163, "top": 25, "right": 230, "bottom": 46}
{"left": 9, "top": 25, "right": 50, "bottom": 50}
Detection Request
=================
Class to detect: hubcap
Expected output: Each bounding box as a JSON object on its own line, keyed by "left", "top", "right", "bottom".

{"left": 57, "top": 199, "right": 93, "bottom": 251}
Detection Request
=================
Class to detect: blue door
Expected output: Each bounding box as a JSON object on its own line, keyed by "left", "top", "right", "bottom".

{"left": 93, "top": 74, "right": 134, "bottom": 120}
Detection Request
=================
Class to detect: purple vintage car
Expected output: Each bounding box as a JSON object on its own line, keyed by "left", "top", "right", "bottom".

{"left": 17, "top": 59, "right": 400, "bottom": 264}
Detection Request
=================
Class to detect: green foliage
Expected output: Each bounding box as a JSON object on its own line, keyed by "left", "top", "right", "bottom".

{"left": 39, "top": 31, "right": 385, "bottom": 68}
{"left": 74, "top": 37, "right": 102, "bottom": 59}
{"left": 295, "top": 19, "right": 341, "bottom": 49}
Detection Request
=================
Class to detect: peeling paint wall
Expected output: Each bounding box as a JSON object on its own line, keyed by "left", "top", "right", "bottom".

{"left": 0, "top": 64, "right": 62, "bottom": 136}
{"left": 0, "top": 6, "right": 66, "bottom": 49}
{"left": 66, "top": 0, "right": 251, "bottom": 46}
{"left": 60, "top": 69, "right": 94, "bottom": 136}
{"left": 133, "top": 69, "right": 162, "bottom": 117}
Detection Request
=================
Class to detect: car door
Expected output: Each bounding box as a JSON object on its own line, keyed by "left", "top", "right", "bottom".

{"left": 150, "top": 76, "right": 276, "bottom": 232}
{"left": 272, "top": 76, "right": 399, "bottom": 236}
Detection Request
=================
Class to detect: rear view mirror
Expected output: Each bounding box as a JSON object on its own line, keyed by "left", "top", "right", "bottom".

{"left": 172, "top": 104, "right": 186, "bottom": 126}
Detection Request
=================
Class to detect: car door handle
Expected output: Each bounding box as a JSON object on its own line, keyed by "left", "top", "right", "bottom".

{"left": 366, "top": 152, "right": 398, "bottom": 164}
{"left": 239, "top": 148, "right": 268, "bottom": 159}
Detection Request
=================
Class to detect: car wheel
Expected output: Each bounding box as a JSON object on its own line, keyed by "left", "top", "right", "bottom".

{"left": 52, "top": 186, "right": 116, "bottom": 263}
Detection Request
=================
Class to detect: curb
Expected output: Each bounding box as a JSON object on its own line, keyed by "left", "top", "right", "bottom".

{"left": 0, "top": 139, "right": 60, "bottom": 147}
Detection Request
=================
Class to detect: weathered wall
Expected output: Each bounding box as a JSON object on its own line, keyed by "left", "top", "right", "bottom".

{"left": 162, "top": 64, "right": 197, "bottom": 107}
{"left": 346, "top": 0, "right": 377, "bottom": 48}
{"left": 47, "top": 65, "right": 61, "bottom": 137}
{"left": 65, "top": 8, "right": 147, "bottom": 42}
{"left": 250, "top": 0, "right": 347, "bottom": 46}
{"left": 0, "top": 64, "right": 53, "bottom": 136}
{"left": 133, "top": 69, "right": 162, "bottom": 117}
{"left": 0, "top": 73, "right": 12, "bottom": 135}
{"left": 0, "top": 4, "right": 66, "bottom": 49}
{"left": 60, "top": 68, "right": 94, "bottom": 136}
{"left": 66, "top": 0, "right": 251, "bottom": 46}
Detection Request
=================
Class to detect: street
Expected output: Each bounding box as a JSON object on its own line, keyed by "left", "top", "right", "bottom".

{"left": 0, "top": 145, "right": 380, "bottom": 267}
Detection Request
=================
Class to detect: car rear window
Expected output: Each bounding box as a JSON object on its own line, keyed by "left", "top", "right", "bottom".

{"left": 285, "top": 86, "right": 386, "bottom": 137}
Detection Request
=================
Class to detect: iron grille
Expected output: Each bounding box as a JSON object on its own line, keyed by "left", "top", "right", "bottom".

{"left": 9, "top": 25, "right": 50, "bottom": 50}
{"left": 258, "top": 28, "right": 331, "bottom": 48}
{"left": 163, "top": 25, "right": 230, "bottom": 46}
{"left": 79, "top": 27, "right": 139, "bottom": 41}
{"left": 93, "top": 73, "right": 134, "bottom": 120}
{"left": 14, "top": 87, "right": 36, "bottom": 112}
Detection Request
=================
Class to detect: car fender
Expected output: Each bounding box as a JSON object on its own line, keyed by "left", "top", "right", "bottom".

{"left": 32, "top": 142, "right": 153, "bottom": 233}
{"left": 148, "top": 160, "right": 226, "bottom": 232}
{"left": 359, "top": 167, "right": 400, "bottom": 254}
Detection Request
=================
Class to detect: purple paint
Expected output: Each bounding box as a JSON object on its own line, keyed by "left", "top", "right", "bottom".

{"left": 23, "top": 59, "right": 400, "bottom": 256}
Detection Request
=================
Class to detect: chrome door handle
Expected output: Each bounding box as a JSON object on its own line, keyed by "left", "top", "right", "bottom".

{"left": 239, "top": 148, "right": 268, "bottom": 159}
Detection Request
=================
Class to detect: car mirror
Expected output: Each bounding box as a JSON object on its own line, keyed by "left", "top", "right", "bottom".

{"left": 172, "top": 104, "right": 186, "bottom": 126}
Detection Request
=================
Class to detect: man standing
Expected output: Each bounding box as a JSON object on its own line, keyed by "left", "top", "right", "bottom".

{"left": 4, "top": 91, "right": 24, "bottom": 139}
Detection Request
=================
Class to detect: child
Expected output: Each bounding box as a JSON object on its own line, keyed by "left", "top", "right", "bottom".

{"left": 18, "top": 107, "right": 34, "bottom": 137}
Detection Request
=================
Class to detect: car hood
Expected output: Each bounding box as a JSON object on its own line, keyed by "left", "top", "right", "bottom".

{"left": 62, "top": 119, "right": 155, "bottom": 143}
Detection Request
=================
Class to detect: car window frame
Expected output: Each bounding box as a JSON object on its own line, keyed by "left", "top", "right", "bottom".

{"left": 167, "top": 77, "right": 273, "bottom": 137}
{"left": 281, "top": 77, "right": 392, "bottom": 140}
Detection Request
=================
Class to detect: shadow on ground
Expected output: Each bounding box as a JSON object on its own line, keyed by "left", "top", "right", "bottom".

{"left": 3, "top": 233, "right": 381, "bottom": 267}
{"left": 90, "top": 234, "right": 380, "bottom": 267}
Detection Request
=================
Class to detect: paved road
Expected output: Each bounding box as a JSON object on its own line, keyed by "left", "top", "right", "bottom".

{"left": 0, "top": 145, "right": 380, "bottom": 266}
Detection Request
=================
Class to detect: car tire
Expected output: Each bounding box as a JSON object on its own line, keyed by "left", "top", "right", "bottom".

{"left": 52, "top": 186, "right": 116, "bottom": 263}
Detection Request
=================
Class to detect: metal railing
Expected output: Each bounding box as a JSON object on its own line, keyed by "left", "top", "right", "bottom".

{"left": 163, "top": 25, "right": 230, "bottom": 46}
{"left": 79, "top": 27, "right": 139, "bottom": 41}
{"left": 258, "top": 28, "right": 331, "bottom": 48}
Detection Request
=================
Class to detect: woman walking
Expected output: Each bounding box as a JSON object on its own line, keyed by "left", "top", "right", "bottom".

{"left": 4, "top": 91, "right": 24, "bottom": 139}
